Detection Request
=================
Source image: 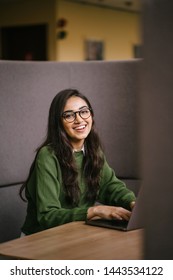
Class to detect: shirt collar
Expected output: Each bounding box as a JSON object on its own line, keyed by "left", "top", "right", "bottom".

{"left": 73, "top": 145, "right": 85, "bottom": 154}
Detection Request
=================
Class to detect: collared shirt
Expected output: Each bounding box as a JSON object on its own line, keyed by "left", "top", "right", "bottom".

{"left": 73, "top": 145, "right": 85, "bottom": 154}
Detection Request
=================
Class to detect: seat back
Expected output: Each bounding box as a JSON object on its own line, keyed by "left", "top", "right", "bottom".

{"left": 0, "top": 184, "right": 27, "bottom": 242}
{"left": 0, "top": 60, "right": 140, "bottom": 242}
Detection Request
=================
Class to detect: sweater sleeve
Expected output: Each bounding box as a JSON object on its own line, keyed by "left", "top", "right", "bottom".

{"left": 98, "top": 158, "right": 136, "bottom": 210}
{"left": 34, "top": 148, "right": 89, "bottom": 229}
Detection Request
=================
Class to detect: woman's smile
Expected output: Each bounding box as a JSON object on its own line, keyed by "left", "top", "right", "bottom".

{"left": 73, "top": 124, "right": 87, "bottom": 131}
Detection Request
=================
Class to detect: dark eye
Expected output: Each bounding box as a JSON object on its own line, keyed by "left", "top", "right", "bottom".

{"left": 64, "top": 112, "right": 74, "bottom": 120}
{"left": 80, "top": 108, "right": 90, "bottom": 118}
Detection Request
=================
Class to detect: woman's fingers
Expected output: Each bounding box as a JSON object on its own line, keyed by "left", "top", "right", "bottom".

{"left": 88, "top": 205, "right": 132, "bottom": 221}
{"left": 111, "top": 208, "right": 131, "bottom": 221}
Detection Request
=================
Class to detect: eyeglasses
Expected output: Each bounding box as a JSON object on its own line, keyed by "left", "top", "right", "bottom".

{"left": 62, "top": 107, "right": 92, "bottom": 123}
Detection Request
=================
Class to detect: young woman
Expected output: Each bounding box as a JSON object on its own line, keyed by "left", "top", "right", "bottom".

{"left": 20, "top": 88, "right": 135, "bottom": 235}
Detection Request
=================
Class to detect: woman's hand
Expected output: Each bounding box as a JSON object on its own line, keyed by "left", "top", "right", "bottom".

{"left": 87, "top": 205, "right": 132, "bottom": 221}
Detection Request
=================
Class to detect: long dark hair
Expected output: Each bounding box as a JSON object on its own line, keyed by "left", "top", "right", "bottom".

{"left": 20, "top": 89, "right": 104, "bottom": 205}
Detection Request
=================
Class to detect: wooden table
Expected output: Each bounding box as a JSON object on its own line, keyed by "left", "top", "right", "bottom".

{"left": 0, "top": 221, "right": 143, "bottom": 260}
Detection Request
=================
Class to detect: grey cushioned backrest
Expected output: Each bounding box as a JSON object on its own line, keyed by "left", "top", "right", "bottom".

{"left": 0, "top": 184, "right": 27, "bottom": 242}
{"left": 0, "top": 60, "right": 140, "bottom": 187}
{"left": 0, "top": 60, "right": 140, "bottom": 242}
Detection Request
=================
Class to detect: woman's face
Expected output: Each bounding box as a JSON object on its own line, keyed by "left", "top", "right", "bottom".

{"left": 62, "top": 96, "right": 93, "bottom": 149}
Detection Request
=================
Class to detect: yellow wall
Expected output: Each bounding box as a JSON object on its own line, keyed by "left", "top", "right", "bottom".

{"left": 57, "top": 0, "right": 141, "bottom": 61}
{"left": 0, "top": 0, "right": 141, "bottom": 61}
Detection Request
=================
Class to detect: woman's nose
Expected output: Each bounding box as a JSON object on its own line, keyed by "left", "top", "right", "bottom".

{"left": 74, "top": 112, "right": 83, "bottom": 122}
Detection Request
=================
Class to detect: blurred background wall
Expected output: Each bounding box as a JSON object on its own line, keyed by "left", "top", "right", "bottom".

{"left": 0, "top": 0, "right": 142, "bottom": 61}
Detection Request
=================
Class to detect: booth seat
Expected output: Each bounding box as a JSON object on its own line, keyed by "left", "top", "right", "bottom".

{"left": 0, "top": 60, "right": 140, "bottom": 242}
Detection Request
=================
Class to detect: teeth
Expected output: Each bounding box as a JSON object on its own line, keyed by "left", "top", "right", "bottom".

{"left": 74, "top": 125, "right": 85, "bottom": 130}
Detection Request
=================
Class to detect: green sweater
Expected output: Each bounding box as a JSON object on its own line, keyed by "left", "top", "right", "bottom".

{"left": 22, "top": 146, "right": 135, "bottom": 235}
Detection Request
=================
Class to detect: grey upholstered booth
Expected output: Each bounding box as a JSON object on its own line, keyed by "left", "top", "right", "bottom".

{"left": 0, "top": 60, "right": 140, "bottom": 243}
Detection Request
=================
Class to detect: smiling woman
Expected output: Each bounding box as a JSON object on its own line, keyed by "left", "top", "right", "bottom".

{"left": 19, "top": 88, "right": 136, "bottom": 236}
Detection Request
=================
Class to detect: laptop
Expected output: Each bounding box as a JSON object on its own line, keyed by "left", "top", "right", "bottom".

{"left": 86, "top": 189, "right": 143, "bottom": 231}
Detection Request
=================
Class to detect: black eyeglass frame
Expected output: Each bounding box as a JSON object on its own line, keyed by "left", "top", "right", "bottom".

{"left": 61, "top": 107, "right": 92, "bottom": 123}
